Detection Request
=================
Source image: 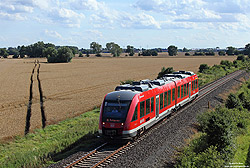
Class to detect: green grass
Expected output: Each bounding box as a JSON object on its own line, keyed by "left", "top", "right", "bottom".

{"left": 233, "top": 120, "right": 250, "bottom": 165}
{"left": 0, "top": 108, "right": 100, "bottom": 168}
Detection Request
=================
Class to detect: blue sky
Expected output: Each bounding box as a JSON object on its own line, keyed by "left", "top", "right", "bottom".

{"left": 0, "top": 0, "right": 250, "bottom": 49}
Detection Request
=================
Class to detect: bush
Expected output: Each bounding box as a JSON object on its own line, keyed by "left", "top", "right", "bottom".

{"left": 47, "top": 47, "right": 73, "bottom": 63}
{"left": 238, "top": 91, "right": 250, "bottom": 111}
{"left": 120, "top": 79, "right": 134, "bottom": 85}
{"left": 198, "top": 107, "right": 235, "bottom": 152}
{"left": 79, "top": 52, "right": 83, "bottom": 57}
{"left": 185, "top": 52, "right": 190, "bottom": 56}
{"left": 225, "top": 93, "right": 242, "bottom": 109}
{"left": 194, "top": 52, "right": 205, "bottom": 56}
{"left": 13, "top": 54, "right": 19, "bottom": 58}
{"left": 237, "top": 54, "right": 246, "bottom": 61}
{"left": 205, "top": 51, "right": 215, "bottom": 56}
{"left": 199, "top": 64, "right": 210, "bottom": 73}
{"left": 157, "top": 67, "right": 174, "bottom": 78}
{"left": 151, "top": 50, "right": 158, "bottom": 56}
{"left": 142, "top": 50, "right": 151, "bottom": 56}
{"left": 176, "top": 144, "right": 226, "bottom": 168}
{"left": 220, "top": 60, "right": 233, "bottom": 68}
{"left": 95, "top": 53, "right": 102, "bottom": 57}
{"left": 218, "top": 51, "right": 226, "bottom": 56}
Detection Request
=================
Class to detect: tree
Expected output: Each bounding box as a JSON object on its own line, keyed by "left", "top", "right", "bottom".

{"left": 157, "top": 67, "right": 174, "bottom": 78}
{"left": 245, "top": 43, "right": 250, "bottom": 56}
{"left": 68, "top": 46, "right": 79, "bottom": 55}
{"left": 79, "top": 52, "right": 83, "bottom": 57}
{"left": 106, "top": 42, "right": 122, "bottom": 57}
{"left": 90, "top": 42, "right": 102, "bottom": 56}
{"left": 44, "top": 47, "right": 58, "bottom": 59}
{"left": 183, "top": 47, "right": 188, "bottom": 52}
{"left": 199, "top": 64, "right": 210, "bottom": 73}
{"left": 142, "top": 49, "right": 151, "bottom": 56}
{"left": 47, "top": 47, "right": 73, "bottom": 63}
{"left": 0, "top": 48, "right": 9, "bottom": 58}
{"left": 126, "top": 45, "right": 134, "bottom": 56}
{"left": 151, "top": 50, "right": 158, "bottom": 56}
{"left": 226, "top": 46, "right": 236, "bottom": 56}
{"left": 86, "top": 50, "right": 90, "bottom": 57}
{"left": 8, "top": 47, "right": 19, "bottom": 55}
{"left": 168, "top": 45, "right": 178, "bottom": 56}
{"left": 218, "top": 51, "right": 226, "bottom": 56}
{"left": 19, "top": 45, "right": 26, "bottom": 58}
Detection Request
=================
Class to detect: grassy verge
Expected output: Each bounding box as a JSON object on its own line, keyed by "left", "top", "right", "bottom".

{"left": 233, "top": 121, "right": 250, "bottom": 165}
{"left": 198, "top": 60, "right": 240, "bottom": 87}
{"left": 0, "top": 108, "right": 100, "bottom": 168}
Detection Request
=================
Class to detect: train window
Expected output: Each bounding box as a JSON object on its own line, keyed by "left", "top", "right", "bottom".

{"left": 160, "top": 93, "right": 163, "bottom": 109}
{"left": 146, "top": 99, "right": 150, "bottom": 115}
{"left": 187, "top": 84, "right": 189, "bottom": 95}
{"left": 140, "top": 101, "right": 145, "bottom": 118}
{"left": 151, "top": 97, "right": 154, "bottom": 113}
{"left": 181, "top": 85, "right": 183, "bottom": 98}
{"left": 197, "top": 79, "right": 198, "bottom": 88}
{"left": 192, "top": 81, "right": 194, "bottom": 91}
{"left": 178, "top": 86, "right": 180, "bottom": 98}
{"left": 131, "top": 105, "right": 138, "bottom": 122}
{"left": 164, "top": 91, "right": 168, "bottom": 107}
{"left": 172, "top": 88, "right": 175, "bottom": 101}
{"left": 168, "top": 90, "right": 171, "bottom": 105}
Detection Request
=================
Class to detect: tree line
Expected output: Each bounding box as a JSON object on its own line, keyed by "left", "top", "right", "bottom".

{"left": 0, "top": 41, "right": 250, "bottom": 63}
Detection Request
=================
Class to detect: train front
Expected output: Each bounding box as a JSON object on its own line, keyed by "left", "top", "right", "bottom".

{"left": 99, "top": 90, "right": 138, "bottom": 139}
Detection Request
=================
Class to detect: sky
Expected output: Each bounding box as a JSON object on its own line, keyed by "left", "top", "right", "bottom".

{"left": 0, "top": 0, "right": 250, "bottom": 49}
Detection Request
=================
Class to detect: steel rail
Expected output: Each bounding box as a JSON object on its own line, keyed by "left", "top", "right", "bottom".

{"left": 65, "top": 142, "right": 107, "bottom": 168}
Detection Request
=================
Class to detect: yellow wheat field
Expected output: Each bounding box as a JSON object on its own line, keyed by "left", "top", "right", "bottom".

{"left": 0, "top": 55, "right": 237, "bottom": 141}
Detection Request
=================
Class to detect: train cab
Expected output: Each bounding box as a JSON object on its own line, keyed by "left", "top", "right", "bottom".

{"left": 99, "top": 90, "right": 138, "bottom": 139}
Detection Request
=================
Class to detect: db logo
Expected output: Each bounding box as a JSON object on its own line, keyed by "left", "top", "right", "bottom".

{"left": 110, "top": 123, "right": 115, "bottom": 127}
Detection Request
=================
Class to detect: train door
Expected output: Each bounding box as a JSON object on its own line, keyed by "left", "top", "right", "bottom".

{"left": 189, "top": 82, "right": 191, "bottom": 98}
{"left": 155, "top": 95, "right": 159, "bottom": 119}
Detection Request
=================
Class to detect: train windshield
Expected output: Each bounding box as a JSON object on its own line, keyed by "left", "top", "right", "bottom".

{"left": 102, "top": 100, "right": 131, "bottom": 123}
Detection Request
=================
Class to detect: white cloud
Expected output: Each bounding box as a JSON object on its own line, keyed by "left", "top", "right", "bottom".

{"left": 86, "top": 30, "right": 103, "bottom": 38}
{"left": 120, "top": 13, "right": 161, "bottom": 29}
{"left": 44, "top": 29, "right": 62, "bottom": 39}
{"left": 0, "top": 12, "right": 26, "bottom": 20}
{"left": 70, "top": 0, "right": 105, "bottom": 11}
{"left": 133, "top": 0, "right": 250, "bottom": 31}
{"left": 49, "top": 7, "right": 85, "bottom": 28}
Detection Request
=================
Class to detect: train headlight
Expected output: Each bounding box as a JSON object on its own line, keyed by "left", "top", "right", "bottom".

{"left": 121, "top": 123, "right": 124, "bottom": 127}
{"left": 102, "top": 122, "right": 105, "bottom": 126}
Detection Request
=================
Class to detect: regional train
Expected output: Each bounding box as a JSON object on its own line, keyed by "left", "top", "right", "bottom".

{"left": 99, "top": 71, "right": 199, "bottom": 139}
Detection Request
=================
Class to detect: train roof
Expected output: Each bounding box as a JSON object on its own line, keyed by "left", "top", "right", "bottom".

{"left": 105, "top": 90, "right": 139, "bottom": 101}
{"left": 114, "top": 71, "right": 196, "bottom": 93}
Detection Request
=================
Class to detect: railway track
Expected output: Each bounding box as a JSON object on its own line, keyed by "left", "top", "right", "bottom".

{"left": 64, "top": 142, "right": 130, "bottom": 168}
{"left": 58, "top": 70, "right": 246, "bottom": 168}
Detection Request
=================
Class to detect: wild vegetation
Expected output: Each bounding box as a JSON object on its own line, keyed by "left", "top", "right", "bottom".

{"left": 0, "top": 108, "right": 100, "bottom": 168}
{"left": 1, "top": 42, "right": 250, "bottom": 59}
{"left": 175, "top": 57, "right": 250, "bottom": 167}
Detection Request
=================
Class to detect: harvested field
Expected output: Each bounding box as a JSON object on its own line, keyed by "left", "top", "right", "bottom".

{"left": 0, "top": 55, "right": 237, "bottom": 140}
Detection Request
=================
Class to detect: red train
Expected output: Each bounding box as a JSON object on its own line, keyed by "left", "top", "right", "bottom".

{"left": 99, "top": 71, "right": 199, "bottom": 139}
